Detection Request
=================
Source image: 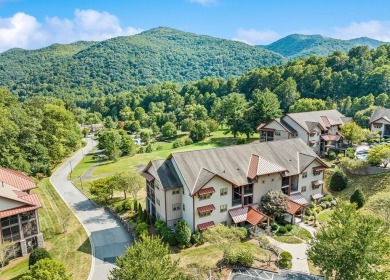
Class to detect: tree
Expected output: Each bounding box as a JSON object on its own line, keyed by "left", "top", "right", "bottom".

{"left": 247, "top": 88, "right": 282, "bottom": 130}
{"left": 289, "top": 98, "right": 326, "bottom": 113}
{"left": 260, "top": 190, "right": 289, "bottom": 218}
{"left": 350, "top": 189, "right": 366, "bottom": 208}
{"left": 274, "top": 77, "right": 300, "bottom": 112}
{"left": 220, "top": 93, "right": 248, "bottom": 138}
{"left": 109, "top": 235, "right": 182, "bottom": 280}
{"left": 20, "top": 259, "right": 71, "bottom": 280}
{"left": 367, "top": 192, "right": 390, "bottom": 229}
{"left": 189, "top": 120, "right": 208, "bottom": 142}
{"left": 367, "top": 144, "right": 390, "bottom": 167}
{"left": 98, "top": 130, "right": 123, "bottom": 161}
{"left": 202, "top": 224, "right": 246, "bottom": 255}
{"left": 161, "top": 122, "right": 177, "bottom": 138}
{"left": 340, "top": 122, "right": 365, "bottom": 145}
{"left": 205, "top": 119, "right": 218, "bottom": 136}
{"left": 113, "top": 172, "right": 144, "bottom": 200}
{"left": 329, "top": 169, "right": 348, "bottom": 191}
{"left": 175, "top": 220, "right": 191, "bottom": 246}
{"left": 90, "top": 177, "right": 115, "bottom": 204}
{"left": 124, "top": 121, "right": 141, "bottom": 134}
{"left": 29, "top": 248, "right": 51, "bottom": 268}
{"left": 308, "top": 202, "right": 390, "bottom": 280}
{"left": 180, "top": 118, "right": 195, "bottom": 132}
{"left": 82, "top": 127, "right": 89, "bottom": 138}
{"left": 140, "top": 131, "right": 151, "bottom": 144}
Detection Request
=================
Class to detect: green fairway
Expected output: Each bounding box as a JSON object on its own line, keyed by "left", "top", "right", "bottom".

{"left": 2, "top": 179, "right": 92, "bottom": 280}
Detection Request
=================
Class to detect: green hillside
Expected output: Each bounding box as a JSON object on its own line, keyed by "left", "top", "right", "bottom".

{"left": 262, "top": 34, "right": 387, "bottom": 59}
{"left": 0, "top": 27, "right": 285, "bottom": 98}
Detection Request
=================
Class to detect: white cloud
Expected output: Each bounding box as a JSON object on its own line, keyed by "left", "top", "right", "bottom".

{"left": 0, "top": 9, "right": 142, "bottom": 52}
{"left": 333, "top": 20, "right": 390, "bottom": 41}
{"left": 232, "top": 28, "right": 281, "bottom": 45}
{"left": 189, "top": 0, "right": 217, "bottom": 7}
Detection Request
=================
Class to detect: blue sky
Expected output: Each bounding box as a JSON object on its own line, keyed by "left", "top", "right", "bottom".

{"left": 0, "top": 0, "right": 390, "bottom": 52}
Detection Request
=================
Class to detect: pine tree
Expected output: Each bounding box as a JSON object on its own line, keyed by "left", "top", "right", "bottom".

{"left": 350, "top": 189, "right": 366, "bottom": 208}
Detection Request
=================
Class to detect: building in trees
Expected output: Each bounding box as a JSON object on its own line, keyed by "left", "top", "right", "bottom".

{"left": 142, "top": 138, "right": 328, "bottom": 231}
{"left": 0, "top": 168, "right": 44, "bottom": 259}
{"left": 258, "top": 110, "right": 352, "bottom": 156}
{"left": 369, "top": 108, "right": 390, "bottom": 138}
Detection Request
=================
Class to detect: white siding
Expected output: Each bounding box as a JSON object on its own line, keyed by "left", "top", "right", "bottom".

{"left": 194, "top": 177, "right": 232, "bottom": 229}
{"left": 145, "top": 165, "right": 166, "bottom": 221}
{"left": 265, "top": 121, "right": 290, "bottom": 141}
{"left": 0, "top": 197, "right": 24, "bottom": 211}
{"left": 328, "top": 125, "right": 339, "bottom": 135}
{"left": 371, "top": 118, "right": 390, "bottom": 137}
{"left": 309, "top": 126, "right": 322, "bottom": 155}
{"left": 253, "top": 173, "right": 283, "bottom": 202}
{"left": 166, "top": 188, "right": 182, "bottom": 228}
{"left": 282, "top": 116, "right": 309, "bottom": 144}
{"left": 298, "top": 161, "right": 324, "bottom": 202}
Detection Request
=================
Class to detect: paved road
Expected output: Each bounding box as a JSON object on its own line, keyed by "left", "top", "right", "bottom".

{"left": 50, "top": 138, "right": 133, "bottom": 280}
{"left": 231, "top": 268, "right": 324, "bottom": 280}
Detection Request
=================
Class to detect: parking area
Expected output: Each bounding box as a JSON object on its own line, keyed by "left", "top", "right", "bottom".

{"left": 231, "top": 268, "right": 324, "bottom": 280}
{"left": 355, "top": 145, "right": 370, "bottom": 160}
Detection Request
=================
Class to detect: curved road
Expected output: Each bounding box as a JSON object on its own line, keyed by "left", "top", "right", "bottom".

{"left": 50, "top": 138, "right": 132, "bottom": 280}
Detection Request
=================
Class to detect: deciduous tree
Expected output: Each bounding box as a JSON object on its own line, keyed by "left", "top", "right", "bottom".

{"left": 260, "top": 190, "right": 289, "bottom": 218}
{"left": 20, "top": 259, "right": 71, "bottom": 280}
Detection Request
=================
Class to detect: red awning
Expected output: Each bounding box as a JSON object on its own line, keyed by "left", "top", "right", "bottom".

{"left": 287, "top": 200, "right": 304, "bottom": 215}
{"left": 246, "top": 208, "right": 269, "bottom": 226}
{"left": 312, "top": 179, "right": 324, "bottom": 186}
{"left": 197, "top": 221, "right": 215, "bottom": 231}
{"left": 142, "top": 171, "right": 154, "bottom": 182}
{"left": 197, "top": 204, "right": 215, "bottom": 214}
{"left": 313, "top": 166, "right": 327, "bottom": 171}
{"left": 197, "top": 187, "right": 215, "bottom": 196}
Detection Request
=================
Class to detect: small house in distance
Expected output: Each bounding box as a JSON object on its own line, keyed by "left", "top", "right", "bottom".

{"left": 0, "top": 167, "right": 44, "bottom": 258}
{"left": 257, "top": 110, "right": 352, "bottom": 156}
{"left": 369, "top": 108, "right": 390, "bottom": 138}
{"left": 142, "top": 138, "right": 328, "bottom": 232}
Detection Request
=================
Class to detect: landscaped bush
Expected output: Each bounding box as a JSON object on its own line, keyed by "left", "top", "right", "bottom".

{"left": 29, "top": 248, "right": 51, "bottom": 268}
{"left": 276, "top": 216, "right": 288, "bottom": 226}
{"left": 324, "top": 201, "right": 331, "bottom": 209}
{"left": 330, "top": 169, "right": 348, "bottom": 192}
{"left": 331, "top": 200, "right": 337, "bottom": 207}
{"left": 328, "top": 150, "right": 337, "bottom": 160}
{"left": 320, "top": 202, "right": 327, "bottom": 209}
{"left": 136, "top": 222, "right": 149, "bottom": 236}
{"left": 286, "top": 224, "right": 293, "bottom": 232}
{"left": 1, "top": 258, "right": 9, "bottom": 268}
{"left": 137, "top": 146, "right": 144, "bottom": 154}
{"left": 154, "top": 220, "right": 177, "bottom": 246}
{"left": 305, "top": 208, "right": 312, "bottom": 216}
{"left": 145, "top": 144, "right": 153, "bottom": 153}
{"left": 271, "top": 223, "right": 278, "bottom": 231}
{"left": 115, "top": 204, "right": 124, "bottom": 213}
{"left": 346, "top": 148, "right": 356, "bottom": 159}
{"left": 278, "top": 226, "right": 288, "bottom": 234}
{"left": 316, "top": 206, "right": 323, "bottom": 213}
{"left": 156, "top": 145, "right": 163, "bottom": 151}
{"left": 279, "top": 251, "right": 292, "bottom": 269}
{"left": 308, "top": 216, "right": 314, "bottom": 221}
{"left": 122, "top": 199, "right": 132, "bottom": 211}
{"left": 350, "top": 189, "right": 366, "bottom": 209}
{"left": 184, "top": 137, "right": 193, "bottom": 145}
{"left": 238, "top": 227, "right": 248, "bottom": 238}
{"left": 322, "top": 195, "right": 334, "bottom": 202}
{"left": 224, "top": 249, "right": 254, "bottom": 266}
{"left": 191, "top": 231, "right": 202, "bottom": 245}
{"left": 172, "top": 138, "right": 185, "bottom": 149}
{"left": 175, "top": 220, "right": 191, "bottom": 246}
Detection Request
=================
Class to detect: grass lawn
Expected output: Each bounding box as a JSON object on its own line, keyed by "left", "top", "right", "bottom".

{"left": 92, "top": 130, "right": 258, "bottom": 176}
{"left": 69, "top": 149, "right": 99, "bottom": 180}
{"left": 317, "top": 209, "right": 334, "bottom": 224}
{"left": 2, "top": 179, "right": 92, "bottom": 280}
{"left": 171, "top": 240, "right": 276, "bottom": 278}
{"left": 273, "top": 224, "right": 312, "bottom": 244}
{"left": 272, "top": 235, "right": 303, "bottom": 244}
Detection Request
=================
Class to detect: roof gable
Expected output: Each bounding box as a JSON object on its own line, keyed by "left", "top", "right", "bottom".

{"left": 370, "top": 108, "right": 390, "bottom": 124}
{"left": 285, "top": 110, "right": 346, "bottom": 132}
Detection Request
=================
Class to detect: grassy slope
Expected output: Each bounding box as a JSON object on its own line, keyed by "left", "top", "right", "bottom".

{"left": 2, "top": 179, "right": 91, "bottom": 280}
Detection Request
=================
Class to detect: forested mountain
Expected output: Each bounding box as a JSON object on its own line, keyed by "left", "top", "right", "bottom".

{"left": 0, "top": 27, "right": 285, "bottom": 98}
{"left": 262, "top": 34, "right": 387, "bottom": 59}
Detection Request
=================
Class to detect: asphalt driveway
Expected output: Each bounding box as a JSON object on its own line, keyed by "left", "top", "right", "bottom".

{"left": 50, "top": 138, "right": 133, "bottom": 280}
{"left": 231, "top": 268, "right": 324, "bottom": 280}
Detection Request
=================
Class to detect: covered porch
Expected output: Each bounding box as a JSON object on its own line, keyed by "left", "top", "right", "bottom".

{"left": 228, "top": 204, "right": 273, "bottom": 232}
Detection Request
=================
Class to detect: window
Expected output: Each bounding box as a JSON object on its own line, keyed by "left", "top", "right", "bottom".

{"left": 199, "top": 194, "right": 212, "bottom": 200}
{"left": 182, "top": 204, "right": 185, "bottom": 211}
{"left": 199, "top": 211, "right": 212, "bottom": 217}
{"left": 374, "top": 123, "right": 383, "bottom": 128}
{"left": 275, "top": 132, "right": 281, "bottom": 136}
{"left": 317, "top": 132, "right": 320, "bottom": 136}
{"left": 154, "top": 181, "right": 159, "bottom": 190}
{"left": 220, "top": 187, "right": 228, "bottom": 196}
{"left": 301, "top": 186, "right": 307, "bottom": 192}
{"left": 156, "top": 198, "right": 160, "bottom": 206}
{"left": 271, "top": 178, "right": 274, "bottom": 182}
{"left": 302, "top": 172, "right": 307, "bottom": 178}
{"left": 232, "top": 187, "right": 241, "bottom": 206}
{"left": 172, "top": 189, "right": 180, "bottom": 195}
{"left": 243, "top": 196, "right": 253, "bottom": 205}
{"left": 313, "top": 170, "right": 321, "bottom": 176}
{"left": 312, "top": 184, "right": 320, "bottom": 190}
{"left": 172, "top": 203, "right": 181, "bottom": 211}
{"left": 220, "top": 204, "right": 227, "bottom": 213}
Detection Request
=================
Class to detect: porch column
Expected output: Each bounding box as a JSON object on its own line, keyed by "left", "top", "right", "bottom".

{"left": 37, "top": 233, "right": 44, "bottom": 248}
{"left": 20, "top": 239, "right": 27, "bottom": 256}
{"left": 288, "top": 176, "right": 291, "bottom": 196}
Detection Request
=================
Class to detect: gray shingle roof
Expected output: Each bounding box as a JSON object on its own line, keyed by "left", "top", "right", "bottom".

{"left": 284, "top": 110, "right": 346, "bottom": 132}
{"left": 151, "top": 159, "right": 182, "bottom": 190}
{"left": 171, "top": 138, "right": 324, "bottom": 195}
{"left": 370, "top": 108, "right": 390, "bottom": 124}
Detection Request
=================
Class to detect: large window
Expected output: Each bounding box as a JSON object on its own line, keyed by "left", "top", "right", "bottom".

{"left": 2, "top": 225, "right": 21, "bottom": 242}
{"left": 232, "top": 188, "right": 241, "bottom": 206}
{"left": 1, "top": 215, "right": 18, "bottom": 228}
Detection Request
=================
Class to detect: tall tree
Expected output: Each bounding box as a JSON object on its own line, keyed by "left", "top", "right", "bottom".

{"left": 308, "top": 202, "right": 390, "bottom": 280}
{"left": 289, "top": 98, "right": 327, "bottom": 113}
{"left": 220, "top": 93, "right": 248, "bottom": 138}
{"left": 340, "top": 121, "right": 365, "bottom": 145}
{"left": 113, "top": 172, "right": 144, "bottom": 200}
{"left": 109, "top": 235, "right": 182, "bottom": 280}
{"left": 274, "top": 77, "right": 300, "bottom": 112}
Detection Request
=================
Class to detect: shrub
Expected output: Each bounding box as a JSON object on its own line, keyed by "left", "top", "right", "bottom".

{"left": 1, "top": 258, "right": 9, "bottom": 268}
{"left": 278, "top": 226, "right": 287, "bottom": 234}
{"left": 320, "top": 202, "right": 327, "bottom": 209}
{"left": 238, "top": 227, "right": 248, "bottom": 239}
{"left": 122, "top": 199, "right": 132, "bottom": 211}
{"left": 237, "top": 138, "right": 246, "bottom": 144}
{"left": 279, "top": 251, "right": 292, "bottom": 269}
{"left": 136, "top": 222, "right": 149, "bottom": 236}
{"left": 331, "top": 200, "right": 337, "bottom": 207}
{"left": 316, "top": 206, "right": 323, "bottom": 213}
{"left": 328, "top": 150, "right": 337, "bottom": 160}
{"left": 172, "top": 139, "right": 185, "bottom": 149}
{"left": 154, "top": 220, "right": 177, "bottom": 245}
{"left": 330, "top": 169, "right": 348, "bottom": 192}
{"left": 350, "top": 189, "right": 366, "bottom": 209}
{"left": 271, "top": 223, "right": 278, "bottom": 231}
{"left": 325, "top": 201, "right": 332, "bottom": 209}
{"left": 154, "top": 220, "right": 165, "bottom": 233}
{"left": 145, "top": 144, "right": 153, "bottom": 153}
{"left": 175, "top": 220, "right": 191, "bottom": 246}
{"left": 224, "top": 249, "right": 254, "bottom": 266}
{"left": 322, "top": 195, "right": 334, "bottom": 202}
{"left": 276, "top": 216, "right": 288, "bottom": 226}
{"left": 285, "top": 224, "right": 293, "bottom": 232}
{"left": 184, "top": 137, "right": 193, "bottom": 146}
{"left": 29, "top": 248, "right": 51, "bottom": 268}
{"left": 133, "top": 199, "right": 138, "bottom": 212}
{"left": 308, "top": 216, "right": 314, "bottom": 221}
{"left": 137, "top": 146, "right": 144, "bottom": 154}
{"left": 191, "top": 231, "right": 201, "bottom": 245}
{"left": 346, "top": 147, "right": 356, "bottom": 159}
{"left": 305, "top": 208, "right": 312, "bottom": 216}
{"left": 115, "top": 204, "right": 124, "bottom": 213}
{"left": 156, "top": 145, "right": 163, "bottom": 151}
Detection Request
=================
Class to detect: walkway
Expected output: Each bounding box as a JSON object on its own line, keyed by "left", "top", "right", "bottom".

{"left": 50, "top": 138, "right": 133, "bottom": 280}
